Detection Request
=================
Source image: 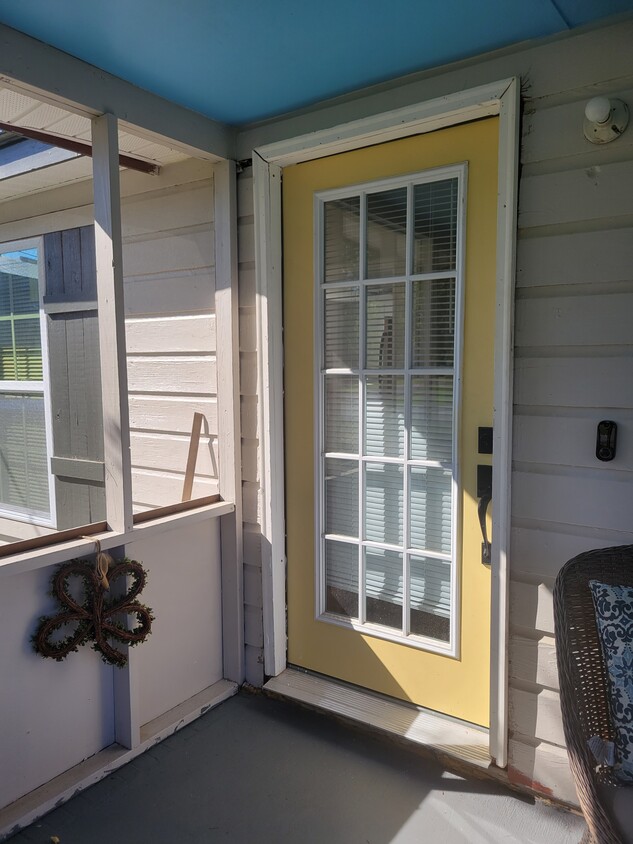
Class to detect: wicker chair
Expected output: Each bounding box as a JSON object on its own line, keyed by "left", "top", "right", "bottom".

{"left": 554, "top": 545, "right": 633, "bottom": 844}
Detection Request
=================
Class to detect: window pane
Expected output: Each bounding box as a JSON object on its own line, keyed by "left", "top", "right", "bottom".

{"left": 0, "top": 393, "right": 49, "bottom": 516}
{"left": 366, "top": 188, "right": 407, "bottom": 279}
{"left": 411, "top": 375, "right": 453, "bottom": 463}
{"left": 0, "top": 249, "right": 39, "bottom": 315}
{"left": 412, "top": 278, "right": 455, "bottom": 368}
{"left": 13, "top": 318, "right": 43, "bottom": 381}
{"left": 0, "top": 321, "right": 14, "bottom": 380}
{"left": 366, "top": 283, "right": 405, "bottom": 369}
{"left": 0, "top": 270, "right": 10, "bottom": 315}
{"left": 410, "top": 555, "right": 451, "bottom": 641}
{"left": 10, "top": 273, "right": 39, "bottom": 315}
{"left": 325, "top": 375, "right": 358, "bottom": 454}
{"left": 324, "top": 197, "right": 360, "bottom": 283}
{"left": 324, "top": 287, "right": 358, "bottom": 370}
{"left": 365, "top": 462, "right": 403, "bottom": 545}
{"left": 365, "top": 375, "right": 404, "bottom": 458}
{"left": 325, "top": 539, "right": 358, "bottom": 619}
{"left": 409, "top": 467, "right": 452, "bottom": 554}
{"left": 365, "top": 547, "right": 403, "bottom": 630}
{"left": 413, "top": 179, "right": 458, "bottom": 273}
{"left": 0, "top": 248, "right": 43, "bottom": 385}
{"left": 325, "top": 458, "right": 358, "bottom": 537}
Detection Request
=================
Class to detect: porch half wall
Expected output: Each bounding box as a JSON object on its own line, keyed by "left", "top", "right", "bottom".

{"left": 0, "top": 159, "right": 227, "bottom": 817}
{"left": 236, "top": 18, "right": 633, "bottom": 806}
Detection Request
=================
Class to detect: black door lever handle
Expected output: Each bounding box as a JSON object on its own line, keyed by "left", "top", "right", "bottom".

{"left": 478, "top": 492, "right": 492, "bottom": 565}
{"left": 477, "top": 464, "right": 492, "bottom": 566}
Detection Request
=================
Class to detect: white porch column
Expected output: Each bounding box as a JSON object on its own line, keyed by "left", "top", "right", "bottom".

{"left": 91, "top": 112, "right": 133, "bottom": 535}
{"left": 214, "top": 159, "right": 245, "bottom": 683}
{"left": 253, "top": 155, "right": 287, "bottom": 677}
{"left": 92, "top": 112, "right": 138, "bottom": 749}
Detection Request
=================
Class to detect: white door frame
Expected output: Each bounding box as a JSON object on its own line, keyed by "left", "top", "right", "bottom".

{"left": 252, "top": 77, "right": 519, "bottom": 767}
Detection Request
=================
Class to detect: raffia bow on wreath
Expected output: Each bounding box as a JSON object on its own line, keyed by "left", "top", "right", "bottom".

{"left": 33, "top": 543, "right": 153, "bottom": 668}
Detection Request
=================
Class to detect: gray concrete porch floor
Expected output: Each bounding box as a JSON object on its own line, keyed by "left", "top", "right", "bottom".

{"left": 9, "top": 691, "right": 586, "bottom": 844}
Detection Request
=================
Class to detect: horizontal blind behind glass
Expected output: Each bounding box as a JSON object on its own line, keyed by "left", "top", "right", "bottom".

{"left": 325, "top": 539, "right": 359, "bottom": 619}
{"left": 412, "top": 278, "right": 455, "bottom": 369}
{"left": 324, "top": 198, "right": 360, "bottom": 283}
{"left": 13, "top": 318, "right": 43, "bottom": 380}
{"left": 325, "top": 458, "right": 359, "bottom": 538}
{"left": 365, "top": 462, "right": 403, "bottom": 546}
{"left": 413, "top": 179, "right": 458, "bottom": 273}
{"left": 366, "top": 188, "right": 407, "bottom": 280}
{"left": 0, "top": 247, "right": 49, "bottom": 519}
{"left": 324, "top": 287, "right": 359, "bottom": 370}
{"left": 409, "top": 467, "right": 452, "bottom": 555}
{"left": 410, "top": 555, "right": 451, "bottom": 642}
{"left": 365, "top": 547, "right": 403, "bottom": 630}
{"left": 325, "top": 375, "right": 358, "bottom": 454}
{"left": 410, "top": 376, "right": 453, "bottom": 463}
{"left": 0, "top": 392, "right": 49, "bottom": 515}
{"left": 365, "top": 375, "right": 404, "bottom": 458}
{"left": 366, "top": 283, "right": 405, "bottom": 369}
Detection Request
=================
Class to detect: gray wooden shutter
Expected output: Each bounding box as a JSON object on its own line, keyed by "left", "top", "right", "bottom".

{"left": 43, "top": 226, "right": 106, "bottom": 528}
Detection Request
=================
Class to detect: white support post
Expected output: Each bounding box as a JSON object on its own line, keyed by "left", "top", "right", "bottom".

{"left": 253, "top": 154, "right": 287, "bottom": 677}
{"left": 214, "top": 159, "right": 245, "bottom": 684}
{"left": 91, "top": 112, "right": 133, "bottom": 535}
{"left": 92, "top": 113, "right": 138, "bottom": 748}
{"left": 110, "top": 544, "right": 140, "bottom": 750}
{"left": 489, "top": 77, "right": 520, "bottom": 770}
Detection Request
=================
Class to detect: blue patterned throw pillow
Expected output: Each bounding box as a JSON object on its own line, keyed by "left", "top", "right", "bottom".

{"left": 589, "top": 580, "right": 633, "bottom": 783}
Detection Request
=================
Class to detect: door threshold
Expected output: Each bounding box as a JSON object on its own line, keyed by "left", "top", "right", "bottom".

{"left": 264, "top": 668, "right": 491, "bottom": 770}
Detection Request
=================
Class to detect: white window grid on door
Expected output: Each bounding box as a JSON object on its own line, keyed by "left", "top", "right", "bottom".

{"left": 313, "top": 163, "right": 467, "bottom": 658}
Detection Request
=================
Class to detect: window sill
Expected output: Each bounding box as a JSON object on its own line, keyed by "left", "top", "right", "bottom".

{"left": 0, "top": 508, "right": 55, "bottom": 533}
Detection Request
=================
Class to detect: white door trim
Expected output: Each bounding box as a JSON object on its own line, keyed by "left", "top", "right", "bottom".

{"left": 252, "top": 77, "right": 519, "bottom": 767}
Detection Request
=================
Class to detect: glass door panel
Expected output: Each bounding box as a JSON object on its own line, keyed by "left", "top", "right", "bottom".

{"left": 319, "top": 168, "right": 461, "bottom": 648}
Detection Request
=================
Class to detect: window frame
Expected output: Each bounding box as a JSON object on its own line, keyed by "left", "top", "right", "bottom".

{"left": 313, "top": 164, "right": 467, "bottom": 658}
{"left": 0, "top": 235, "right": 57, "bottom": 528}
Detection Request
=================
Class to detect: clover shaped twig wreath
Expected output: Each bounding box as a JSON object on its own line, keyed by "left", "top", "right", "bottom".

{"left": 33, "top": 547, "right": 153, "bottom": 668}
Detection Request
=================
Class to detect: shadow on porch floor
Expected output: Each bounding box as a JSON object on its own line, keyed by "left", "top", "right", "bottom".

{"left": 9, "top": 691, "right": 586, "bottom": 844}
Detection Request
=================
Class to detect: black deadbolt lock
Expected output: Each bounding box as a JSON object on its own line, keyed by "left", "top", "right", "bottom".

{"left": 596, "top": 420, "right": 617, "bottom": 462}
{"left": 478, "top": 426, "right": 493, "bottom": 455}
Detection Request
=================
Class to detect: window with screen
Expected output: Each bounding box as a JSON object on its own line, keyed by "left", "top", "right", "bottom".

{"left": 0, "top": 243, "right": 52, "bottom": 521}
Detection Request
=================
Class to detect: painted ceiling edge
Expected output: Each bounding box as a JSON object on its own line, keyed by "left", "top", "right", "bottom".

{"left": 234, "top": 10, "right": 633, "bottom": 157}
{"left": 0, "top": 11, "right": 630, "bottom": 163}
{"left": 0, "top": 24, "right": 238, "bottom": 162}
{"left": 0, "top": 0, "right": 627, "bottom": 123}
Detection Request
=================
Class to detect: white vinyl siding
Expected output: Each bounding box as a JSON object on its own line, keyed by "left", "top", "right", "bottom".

{"left": 508, "top": 78, "right": 633, "bottom": 801}
{"left": 316, "top": 167, "right": 464, "bottom": 651}
{"left": 121, "top": 179, "right": 219, "bottom": 512}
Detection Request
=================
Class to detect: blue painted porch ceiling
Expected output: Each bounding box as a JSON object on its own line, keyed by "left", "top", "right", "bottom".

{"left": 0, "top": 0, "right": 631, "bottom": 125}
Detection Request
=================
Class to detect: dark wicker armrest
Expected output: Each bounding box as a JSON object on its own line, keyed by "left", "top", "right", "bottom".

{"left": 554, "top": 545, "right": 633, "bottom": 844}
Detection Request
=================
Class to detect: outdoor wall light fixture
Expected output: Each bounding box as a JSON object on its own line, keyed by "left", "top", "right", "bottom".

{"left": 583, "top": 96, "right": 629, "bottom": 144}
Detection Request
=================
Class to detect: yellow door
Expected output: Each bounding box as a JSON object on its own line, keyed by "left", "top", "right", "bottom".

{"left": 283, "top": 118, "right": 498, "bottom": 726}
